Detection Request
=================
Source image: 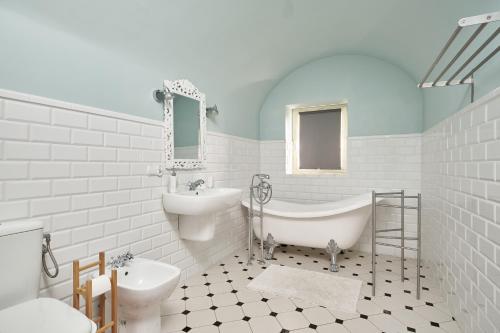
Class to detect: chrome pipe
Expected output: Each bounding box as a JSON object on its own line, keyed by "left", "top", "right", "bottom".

{"left": 418, "top": 26, "right": 462, "bottom": 87}
{"left": 376, "top": 204, "right": 418, "bottom": 209}
{"left": 247, "top": 174, "right": 272, "bottom": 266}
{"left": 258, "top": 193, "right": 265, "bottom": 265}
{"left": 471, "top": 76, "right": 475, "bottom": 103}
{"left": 375, "top": 242, "right": 418, "bottom": 251}
{"left": 400, "top": 190, "right": 405, "bottom": 282}
{"left": 447, "top": 27, "right": 499, "bottom": 84}
{"left": 376, "top": 228, "right": 402, "bottom": 233}
{"left": 376, "top": 235, "right": 419, "bottom": 240}
{"left": 371, "top": 191, "right": 376, "bottom": 297}
{"left": 460, "top": 45, "right": 500, "bottom": 84}
{"left": 432, "top": 23, "right": 486, "bottom": 86}
{"left": 374, "top": 191, "right": 404, "bottom": 196}
{"left": 247, "top": 186, "right": 254, "bottom": 265}
{"left": 417, "top": 193, "right": 422, "bottom": 300}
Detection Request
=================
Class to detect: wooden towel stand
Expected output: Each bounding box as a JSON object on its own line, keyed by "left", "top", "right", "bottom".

{"left": 73, "top": 252, "right": 117, "bottom": 333}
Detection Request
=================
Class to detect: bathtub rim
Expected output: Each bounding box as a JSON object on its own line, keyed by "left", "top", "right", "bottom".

{"left": 241, "top": 192, "right": 380, "bottom": 219}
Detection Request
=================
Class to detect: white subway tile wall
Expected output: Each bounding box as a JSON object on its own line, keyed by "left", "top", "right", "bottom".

{"left": 422, "top": 90, "right": 500, "bottom": 333}
{"left": 259, "top": 135, "right": 422, "bottom": 256}
{"left": 0, "top": 97, "right": 259, "bottom": 304}
{"left": 2, "top": 88, "right": 500, "bottom": 333}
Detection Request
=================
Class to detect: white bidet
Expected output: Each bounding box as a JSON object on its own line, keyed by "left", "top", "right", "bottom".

{"left": 116, "top": 258, "right": 180, "bottom": 333}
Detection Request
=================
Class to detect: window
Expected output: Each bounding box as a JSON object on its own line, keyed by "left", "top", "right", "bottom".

{"left": 286, "top": 102, "right": 347, "bottom": 175}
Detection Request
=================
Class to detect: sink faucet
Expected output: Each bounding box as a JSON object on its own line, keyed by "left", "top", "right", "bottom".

{"left": 109, "top": 251, "right": 134, "bottom": 268}
{"left": 187, "top": 179, "right": 205, "bottom": 191}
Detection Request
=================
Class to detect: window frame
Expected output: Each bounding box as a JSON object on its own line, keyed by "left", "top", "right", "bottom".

{"left": 285, "top": 101, "right": 348, "bottom": 175}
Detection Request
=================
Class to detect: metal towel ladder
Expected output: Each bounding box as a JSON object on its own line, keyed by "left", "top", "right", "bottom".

{"left": 371, "top": 190, "right": 422, "bottom": 299}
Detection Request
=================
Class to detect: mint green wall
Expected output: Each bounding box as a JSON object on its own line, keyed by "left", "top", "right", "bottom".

{"left": 1, "top": 2, "right": 498, "bottom": 139}
{"left": 423, "top": 57, "right": 500, "bottom": 129}
{"left": 0, "top": 8, "right": 162, "bottom": 121}
{"left": 0, "top": 8, "right": 260, "bottom": 139}
{"left": 259, "top": 55, "right": 423, "bottom": 139}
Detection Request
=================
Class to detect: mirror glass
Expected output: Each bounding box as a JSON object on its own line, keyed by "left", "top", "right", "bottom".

{"left": 173, "top": 93, "right": 200, "bottom": 159}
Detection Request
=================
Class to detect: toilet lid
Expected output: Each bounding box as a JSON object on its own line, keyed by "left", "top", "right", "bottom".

{"left": 0, "top": 298, "right": 96, "bottom": 333}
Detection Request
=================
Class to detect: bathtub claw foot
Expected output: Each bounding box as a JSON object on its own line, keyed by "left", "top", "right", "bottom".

{"left": 264, "top": 233, "right": 278, "bottom": 260}
{"left": 326, "top": 239, "right": 342, "bottom": 272}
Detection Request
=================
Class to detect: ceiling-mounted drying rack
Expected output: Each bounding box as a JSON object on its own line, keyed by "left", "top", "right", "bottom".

{"left": 418, "top": 11, "right": 500, "bottom": 102}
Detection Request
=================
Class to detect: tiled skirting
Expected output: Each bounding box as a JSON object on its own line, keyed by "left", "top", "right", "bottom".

{"left": 0, "top": 90, "right": 259, "bottom": 303}
{"left": 260, "top": 135, "right": 421, "bottom": 257}
{"left": 422, "top": 88, "right": 500, "bottom": 333}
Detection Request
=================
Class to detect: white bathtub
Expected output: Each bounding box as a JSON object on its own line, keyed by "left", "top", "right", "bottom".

{"left": 241, "top": 193, "right": 376, "bottom": 250}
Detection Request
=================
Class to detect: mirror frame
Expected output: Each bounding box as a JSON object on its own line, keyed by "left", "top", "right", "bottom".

{"left": 163, "top": 79, "right": 206, "bottom": 169}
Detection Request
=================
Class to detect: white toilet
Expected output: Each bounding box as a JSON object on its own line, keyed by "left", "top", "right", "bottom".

{"left": 0, "top": 220, "right": 97, "bottom": 333}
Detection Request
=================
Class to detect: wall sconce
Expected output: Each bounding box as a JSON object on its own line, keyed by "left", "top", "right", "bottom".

{"left": 153, "top": 89, "right": 174, "bottom": 104}
{"left": 206, "top": 104, "right": 219, "bottom": 117}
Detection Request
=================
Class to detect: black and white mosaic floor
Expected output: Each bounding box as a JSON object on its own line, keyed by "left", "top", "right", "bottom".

{"left": 161, "top": 245, "right": 460, "bottom": 333}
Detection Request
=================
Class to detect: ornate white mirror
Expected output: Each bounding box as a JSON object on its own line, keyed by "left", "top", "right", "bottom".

{"left": 163, "top": 79, "right": 206, "bottom": 169}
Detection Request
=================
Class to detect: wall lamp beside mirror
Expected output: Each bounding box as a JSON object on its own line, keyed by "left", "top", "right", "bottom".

{"left": 153, "top": 89, "right": 174, "bottom": 103}
{"left": 154, "top": 88, "right": 219, "bottom": 117}
{"left": 206, "top": 104, "right": 219, "bottom": 117}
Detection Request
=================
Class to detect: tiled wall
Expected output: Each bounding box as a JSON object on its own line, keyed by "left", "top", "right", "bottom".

{"left": 422, "top": 88, "right": 500, "bottom": 333}
{"left": 0, "top": 92, "right": 259, "bottom": 303}
{"left": 260, "top": 135, "right": 421, "bottom": 256}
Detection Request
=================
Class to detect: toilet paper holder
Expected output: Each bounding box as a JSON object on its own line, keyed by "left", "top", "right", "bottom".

{"left": 73, "top": 252, "right": 118, "bottom": 333}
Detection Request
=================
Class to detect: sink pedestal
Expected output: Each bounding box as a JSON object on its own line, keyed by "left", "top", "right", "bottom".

{"left": 179, "top": 214, "right": 216, "bottom": 241}
{"left": 119, "top": 303, "right": 161, "bottom": 333}
{"left": 162, "top": 188, "right": 242, "bottom": 241}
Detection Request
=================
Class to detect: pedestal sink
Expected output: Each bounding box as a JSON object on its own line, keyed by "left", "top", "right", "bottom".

{"left": 162, "top": 188, "right": 242, "bottom": 241}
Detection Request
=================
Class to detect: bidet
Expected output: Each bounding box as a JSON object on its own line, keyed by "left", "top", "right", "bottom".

{"left": 115, "top": 258, "right": 180, "bottom": 333}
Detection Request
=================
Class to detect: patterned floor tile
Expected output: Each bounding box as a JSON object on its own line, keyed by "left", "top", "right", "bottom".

{"left": 267, "top": 297, "right": 297, "bottom": 313}
{"left": 214, "top": 304, "right": 244, "bottom": 322}
{"left": 276, "top": 311, "right": 310, "bottom": 330}
{"left": 368, "top": 313, "right": 405, "bottom": 333}
{"left": 161, "top": 245, "right": 460, "bottom": 333}
{"left": 302, "top": 307, "right": 335, "bottom": 325}
{"left": 315, "top": 323, "right": 350, "bottom": 333}
{"left": 186, "top": 309, "right": 217, "bottom": 328}
{"left": 185, "top": 296, "right": 213, "bottom": 311}
{"left": 242, "top": 300, "right": 272, "bottom": 317}
{"left": 344, "top": 317, "right": 381, "bottom": 332}
{"left": 249, "top": 315, "right": 283, "bottom": 332}
{"left": 219, "top": 320, "right": 252, "bottom": 333}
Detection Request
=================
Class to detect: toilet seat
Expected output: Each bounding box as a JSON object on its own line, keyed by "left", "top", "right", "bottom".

{"left": 0, "top": 297, "right": 96, "bottom": 333}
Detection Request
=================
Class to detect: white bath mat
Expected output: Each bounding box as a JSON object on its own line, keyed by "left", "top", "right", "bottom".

{"left": 247, "top": 264, "right": 362, "bottom": 313}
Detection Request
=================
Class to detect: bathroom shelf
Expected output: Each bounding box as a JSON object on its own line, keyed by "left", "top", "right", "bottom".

{"left": 418, "top": 11, "right": 499, "bottom": 102}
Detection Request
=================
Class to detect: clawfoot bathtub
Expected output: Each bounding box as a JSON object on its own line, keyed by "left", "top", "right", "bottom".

{"left": 241, "top": 193, "right": 377, "bottom": 272}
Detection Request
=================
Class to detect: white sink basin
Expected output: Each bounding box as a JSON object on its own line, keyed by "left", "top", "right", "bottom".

{"left": 115, "top": 258, "right": 180, "bottom": 333}
{"left": 162, "top": 187, "right": 242, "bottom": 215}
{"left": 162, "top": 187, "right": 243, "bottom": 241}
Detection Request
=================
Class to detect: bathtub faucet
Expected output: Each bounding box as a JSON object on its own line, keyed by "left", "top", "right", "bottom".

{"left": 248, "top": 174, "right": 273, "bottom": 266}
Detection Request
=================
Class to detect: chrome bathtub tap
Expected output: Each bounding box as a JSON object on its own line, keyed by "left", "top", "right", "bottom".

{"left": 187, "top": 179, "right": 205, "bottom": 191}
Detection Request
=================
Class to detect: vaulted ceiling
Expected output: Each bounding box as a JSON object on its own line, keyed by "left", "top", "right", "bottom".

{"left": 1, "top": 0, "right": 498, "bottom": 137}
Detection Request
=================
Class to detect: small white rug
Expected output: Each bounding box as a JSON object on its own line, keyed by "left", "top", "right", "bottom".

{"left": 247, "top": 264, "right": 362, "bottom": 313}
